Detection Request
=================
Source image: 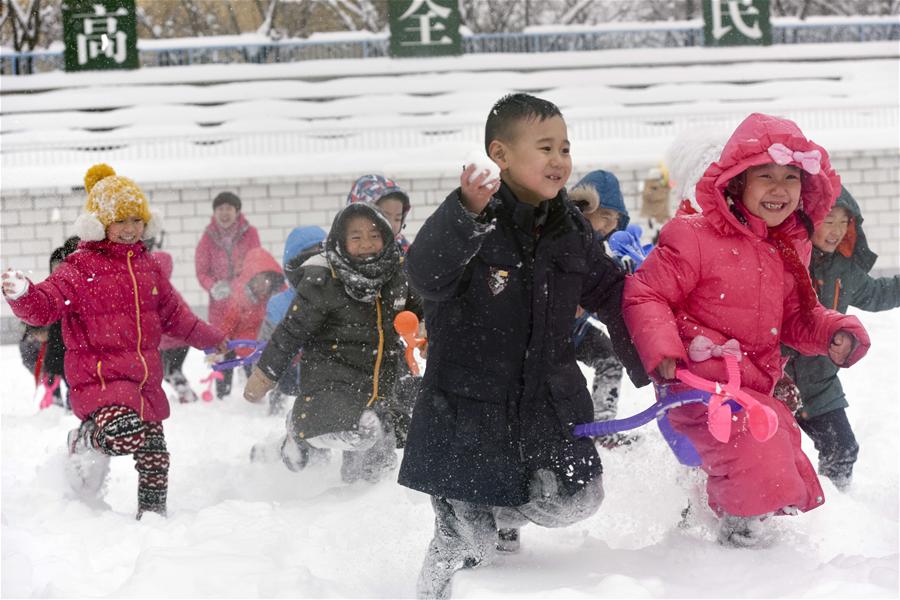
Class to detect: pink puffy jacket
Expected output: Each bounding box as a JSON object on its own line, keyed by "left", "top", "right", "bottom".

{"left": 623, "top": 113, "right": 870, "bottom": 516}
{"left": 194, "top": 214, "right": 260, "bottom": 329}
{"left": 7, "top": 240, "right": 224, "bottom": 422}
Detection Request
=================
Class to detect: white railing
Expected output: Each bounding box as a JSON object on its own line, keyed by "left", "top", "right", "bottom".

{"left": 3, "top": 105, "right": 895, "bottom": 170}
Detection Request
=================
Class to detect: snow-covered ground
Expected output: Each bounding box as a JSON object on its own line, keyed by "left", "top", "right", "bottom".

{"left": 2, "top": 308, "right": 897, "bottom": 598}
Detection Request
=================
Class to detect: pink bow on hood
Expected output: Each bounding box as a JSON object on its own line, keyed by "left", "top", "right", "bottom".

{"left": 694, "top": 113, "right": 842, "bottom": 251}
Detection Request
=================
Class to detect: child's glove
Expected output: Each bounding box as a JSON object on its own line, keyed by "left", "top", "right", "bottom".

{"left": 529, "top": 468, "right": 560, "bottom": 501}
{"left": 773, "top": 374, "right": 803, "bottom": 414}
{"left": 210, "top": 280, "right": 231, "bottom": 301}
{"left": 1, "top": 269, "right": 29, "bottom": 300}
{"left": 244, "top": 366, "right": 275, "bottom": 403}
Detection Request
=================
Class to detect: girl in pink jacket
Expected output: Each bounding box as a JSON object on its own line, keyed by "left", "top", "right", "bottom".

{"left": 2, "top": 164, "right": 226, "bottom": 519}
{"left": 623, "top": 114, "right": 870, "bottom": 546}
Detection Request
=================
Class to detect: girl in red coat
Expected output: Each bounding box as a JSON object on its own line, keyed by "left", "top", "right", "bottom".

{"left": 216, "top": 247, "right": 284, "bottom": 398}
{"left": 2, "top": 164, "right": 226, "bottom": 519}
{"left": 623, "top": 114, "right": 870, "bottom": 546}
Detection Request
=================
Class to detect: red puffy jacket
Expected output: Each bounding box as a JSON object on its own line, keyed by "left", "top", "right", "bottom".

{"left": 7, "top": 240, "right": 224, "bottom": 422}
{"left": 623, "top": 113, "right": 870, "bottom": 516}
{"left": 219, "top": 247, "right": 284, "bottom": 355}
{"left": 194, "top": 214, "right": 260, "bottom": 329}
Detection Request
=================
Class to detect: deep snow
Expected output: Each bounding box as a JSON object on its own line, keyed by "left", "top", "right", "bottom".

{"left": 1, "top": 308, "right": 897, "bottom": 598}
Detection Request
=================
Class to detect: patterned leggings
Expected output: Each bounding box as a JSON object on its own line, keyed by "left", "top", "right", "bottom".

{"left": 90, "top": 405, "right": 169, "bottom": 512}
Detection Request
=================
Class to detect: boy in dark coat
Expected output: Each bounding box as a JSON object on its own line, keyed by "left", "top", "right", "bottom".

{"left": 399, "top": 93, "right": 649, "bottom": 599}
{"left": 785, "top": 186, "right": 900, "bottom": 490}
{"left": 243, "top": 203, "right": 422, "bottom": 484}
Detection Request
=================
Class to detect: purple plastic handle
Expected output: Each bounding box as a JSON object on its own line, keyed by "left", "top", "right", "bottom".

{"left": 205, "top": 340, "right": 267, "bottom": 371}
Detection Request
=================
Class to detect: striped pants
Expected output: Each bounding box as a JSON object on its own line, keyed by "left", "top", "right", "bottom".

{"left": 89, "top": 405, "right": 169, "bottom": 514}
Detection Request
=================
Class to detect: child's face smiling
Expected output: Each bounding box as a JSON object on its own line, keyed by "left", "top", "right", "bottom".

{"left": 740, "top": 164, "right": 802, "bottom": 227}
{"left": 107, "top": 216, "right": 145, "bottom": 244}
{"left": 812, "top": 206, "right": 851, "bottom": 253}
{"left": 492, "top": 115, "right": 572, "bottom": 206}
{"left": 214, "top": 204, "right": 238, "bottom": 228}
{"left": 344, "top": 215, "right": 384, "bottom": 259}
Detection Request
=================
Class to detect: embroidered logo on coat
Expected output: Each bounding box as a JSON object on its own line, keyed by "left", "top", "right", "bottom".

{"left": 151, "top": 286, "right": 158, "bottom": 295}
{"left": 488, "top": 268, "right": 510, "bottom": 296}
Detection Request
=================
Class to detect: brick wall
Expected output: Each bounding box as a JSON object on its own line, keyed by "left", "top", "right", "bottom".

{"left": 2, "top": 148, "right": 897, "bottom": 344}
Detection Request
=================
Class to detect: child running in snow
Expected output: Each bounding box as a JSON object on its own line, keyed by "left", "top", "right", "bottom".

{"left": 195, "top": 191, "right": 261, "bottom": 399}
{"left": 784, "top": 186, "right": 900, "bottom": 490}
{"left": 623, "top": 114, "right": 871, "bottom": 546}
{"left": 2, "top": 164, "right": 226, "bottom": 519}
{"left": 346, "top": 174, "right": 421, "bottom": 447}
{"left": 399, "top": 93, "right": 649, "bottom": 599}
{"left": 568, "top": 169, "right": 637, "bottom": 448}
{"left": 243, "top": 201, "right": 421, "bottom": 484}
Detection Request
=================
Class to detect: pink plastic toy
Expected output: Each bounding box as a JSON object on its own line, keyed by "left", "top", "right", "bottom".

{"left": 199, "top": 371, "right": 224, "bottom": 402}
{"left": 675, "top": 336, "right": 778, "bottom": 443}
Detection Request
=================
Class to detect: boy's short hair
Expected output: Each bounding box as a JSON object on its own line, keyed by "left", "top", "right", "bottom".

{"left": 484, "top": 93, "right": 563, "bottom": 153}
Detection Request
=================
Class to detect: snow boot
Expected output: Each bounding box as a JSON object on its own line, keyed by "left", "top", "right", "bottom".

{"left": 496, "top": 528, "right": 520, "bottom": 553}
{"left": 65, "top": 421, "right": 110, "bottom": 497}
{"left": 595, "top": 431, "right": 641, "bottom": 450}
{"left": 717, "top": 513, "right": 770, "bottom": 548}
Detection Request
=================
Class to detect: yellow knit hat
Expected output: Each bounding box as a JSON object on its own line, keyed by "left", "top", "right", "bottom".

{"left": 84, "top": 163, "right": 151, "bottom": 227}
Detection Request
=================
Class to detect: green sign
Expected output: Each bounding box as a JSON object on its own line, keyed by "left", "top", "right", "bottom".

{"left": 62, "top": 0, "right": 139, "bottom": 71}
{"left": 703, "top": 0, "right": 772, "bottom": 46}
{"left": 389, "top": 0, "right": 461, "bottom": 58}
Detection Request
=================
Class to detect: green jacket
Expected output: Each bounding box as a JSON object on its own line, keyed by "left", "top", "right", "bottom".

{"left": 785, "top": 187, "right": 900, "bottom": 419}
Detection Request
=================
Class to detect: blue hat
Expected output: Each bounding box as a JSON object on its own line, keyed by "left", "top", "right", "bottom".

{"left": 569, "top": 170, "right": 630, "bottom": 231}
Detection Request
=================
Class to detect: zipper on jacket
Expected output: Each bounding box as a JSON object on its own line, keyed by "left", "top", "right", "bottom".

{"left": 97, "top": 361, "right": 106, "bottom": 390}
{"left": 126, "top": 250, "right": 150, "bottom": 419}
{"left": 367, "top": 293, "right": 385, "bottom": 408}
{"left": 832, "top": 278, "right": 841, "bottom": 310}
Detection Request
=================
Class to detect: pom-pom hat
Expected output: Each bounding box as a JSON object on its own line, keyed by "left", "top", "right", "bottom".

{"left": 74, "top": 163, "right": 161, "bottom": 241}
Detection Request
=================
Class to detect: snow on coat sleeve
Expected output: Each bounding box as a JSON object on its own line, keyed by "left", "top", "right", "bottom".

{"left": 156, "top": 272, "right": 224, "bottom": 349}
{"left": 256, "top": 269, "right": 330, "bottom": 381}
{"left": 4, "top": 263, "right": 80, "bottom": 327}
{"left": 405, "top": 189, "right": 492, "bottom": 302}
{"left": 623, "top": 218, "right": 700, "bottom": 375}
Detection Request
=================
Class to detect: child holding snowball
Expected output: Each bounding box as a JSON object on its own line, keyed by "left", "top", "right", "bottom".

{"left": 399, "top": 93, "right": 649, "bottom": 599}
{"left": 2, "top": 164, "right": 226, "bottom": 519}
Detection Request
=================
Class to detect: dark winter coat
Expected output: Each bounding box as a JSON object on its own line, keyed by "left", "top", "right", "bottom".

{"left": 7, "top": 240, "right": 224, "bottom": 422}
{"left": 397, "top": 182, "right": 649, "bottom": 508}
{"left": 786, "top": 187, "right": 900, "bottom": 420}
{"left": 256, "top": 204, "right": 422, "bottom": 439}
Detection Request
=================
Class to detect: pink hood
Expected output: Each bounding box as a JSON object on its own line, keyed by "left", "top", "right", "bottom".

{"left": 695, "top": 113, "right": 841, "bottom": 263}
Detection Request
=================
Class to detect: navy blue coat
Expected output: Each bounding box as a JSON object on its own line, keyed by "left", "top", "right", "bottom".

{"left": 398, "top": 183, "right": 649, "bottom": 507}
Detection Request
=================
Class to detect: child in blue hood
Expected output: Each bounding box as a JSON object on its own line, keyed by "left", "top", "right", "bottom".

{"left": 568, "top": 170, "right": 636, "bottom": 448}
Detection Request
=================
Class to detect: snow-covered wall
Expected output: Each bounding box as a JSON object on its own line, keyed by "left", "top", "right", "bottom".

{"left": 1, "top": 149, "right": 897, "bottom": 344}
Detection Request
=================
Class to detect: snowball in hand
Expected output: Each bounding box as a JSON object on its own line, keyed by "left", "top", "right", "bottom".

{"left": 2, "top": 268, "right": 28, "bottom": 300}
{"left": 463, "top": 150, "right": 501, "bottom": 187}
